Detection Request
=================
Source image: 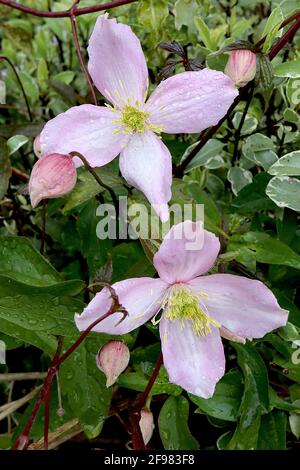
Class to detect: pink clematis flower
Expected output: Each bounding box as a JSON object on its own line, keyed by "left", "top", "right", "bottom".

{"left": 75, "top": 221, "right": 288, "bottom": 398}
{"left": 39, "top": 14, "right": 238, "bottom": 221}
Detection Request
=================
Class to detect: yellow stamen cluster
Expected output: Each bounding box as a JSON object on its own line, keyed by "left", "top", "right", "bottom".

{"left": 111, "top": 103, "right": 163, "bottom": 136}
{"left": 163, "top": 285, "right": 220, "bottom": 336}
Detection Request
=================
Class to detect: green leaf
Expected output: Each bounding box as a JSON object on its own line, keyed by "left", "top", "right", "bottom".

{"left": 182, "top": 139, "right": 224, "bottom": 172}
{"left": 76, "top": 199, "right": 112, "bottom": 280}
{"left": 7, "top": 135, "right": 29, "bottom": 155}
{"left": 118, "top": 368, "right": 182, "bottom": 396}
{"left": 268, "top": 151, "right": 300, "bottom": 176}
{"left": 266, "top": 176, "right": 300, "bottom": 211}
{"left": 0, "top": 276, "right": 84, "bottom": 337}
{"left": 0, "top": 236, "right": 63, "bottom": 286}
{"left": 227, "top": 343, "right": 269, "bottom": 449}
{"left": 60, "top": 336, "right": 112, "bottom": 438}
{"left": 19, "top": 71, "right": 39, "bottom": 102}
{"left": 62, "top": 168, "right": 124, "bottom": 214}
{"left": 289, "top": 400, "right": 300, "bottom": 439}
{"left": 242, "top": 133, "right": 277, "bottom": 170}
{"left": 0, "top": 138, "right": 11, "bottom": 199}
{"left": 158, "top": 396, "right": 199, "bottom": 450}
{"left": 261, "top": 7, "right": 284, "bottom": 53}
{"left": 231, "top": 173, "right": 276, "bottom": 213}
{"left": 273, "top": 59, "right": 300, "bottom": 78}
{"left": 189, "top": 370, "right": 243, "bottom": 422}
{"left": 257, "top": 410, "right": 286, "bottom": 449}
{"left": 228, "top": 231, "right": 300, "bottom": 269}
{"left": 194, "top": 16, "right": 214, "bottom": 50}
{"left": 52, "top": 71, "right": 75, "bottom": 84}
{"left": 227, "top": 167, "right": 253, "bottom": 195}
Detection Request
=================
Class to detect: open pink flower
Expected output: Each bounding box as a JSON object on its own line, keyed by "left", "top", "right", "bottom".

{"left": 75, "top": 221, "right": 288, "bottom": 398}
{"left": 39, "top": 14, "right": 238, "bottom": 221}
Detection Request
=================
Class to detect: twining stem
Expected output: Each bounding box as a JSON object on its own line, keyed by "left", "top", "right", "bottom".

{"left": 70, "top": 8, "right": 97, "bottom": 105}
{"left": 175, "top": 10, "right": 300, "bottom": 176}
{"left": 0, "top": 56, "right": 32, "bottom": 121}
{"left": 130, "top": 352, "right": 163, "bottom": 450}
{"left": 0, "top": 0, "right": 138, "bottom": 18}
{"left": 70, "top": 151, "right": 119, "bottom": 211}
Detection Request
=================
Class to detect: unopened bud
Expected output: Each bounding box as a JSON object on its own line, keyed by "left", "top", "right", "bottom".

{"left": 96, "top": 340, "right": 130, "bottom": 388}
{"left": 139, "top": 408, "right": 154, "bottom": 445}
{"left": 33, "top": 134, "right": 42, "bottom": 157}
{"left": 29, "top": 153, "right": 77, "bottom": 208}
{"left": 225, "top": 49, "right": 256, "bottom": 87}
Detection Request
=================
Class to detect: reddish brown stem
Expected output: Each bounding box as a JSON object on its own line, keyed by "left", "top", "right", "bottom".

{"left": 12, "top": 303, "right": 124, "bottom": 450}
{"left": 131, "top": 352, "right": 163, "bottom": 450}
{"left": 0, "top": 0, "right": 138, "bottom": 17}
{"left": 70, "top": 12, "right": 97, "bottom": 105}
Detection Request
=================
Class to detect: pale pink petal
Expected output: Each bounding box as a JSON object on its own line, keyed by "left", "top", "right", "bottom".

{"left": 153, "top": 221, "right": 220, "bottom": 284}
{"left": 145, "top": 69, "right": 238, "bottom": 133}
{"left": 188, "top": 274, "right": 289, "bottom": 339}
{"left": 160, "top": 318, "right": 225, "bottom": 398}
{"left": 88, "top": 14, "right": 148, "bottom": 107}
{"left": 119, "top": 131, "right": 172, "bottom": 222}
{"left": 75, "top": 277, "right": 167, "bottom": 335}
{"left": 40, "top": 104, "right": 129, "bottom": 167}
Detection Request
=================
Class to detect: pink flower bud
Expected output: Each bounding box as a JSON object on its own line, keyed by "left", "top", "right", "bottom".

{"left": 139, "top": 408, "right": 154, "bottom": 445}
{"left": 225, "top": 50, "right": 256, "bottom": 87}
{"left": 29, "top": 153, "right": 77, "bottom": 208}
{"left": 33, "top": 134, "right": 42, "bottom": 157}
{"left": 96, "top": 340, "right": 130, "bottom": 387}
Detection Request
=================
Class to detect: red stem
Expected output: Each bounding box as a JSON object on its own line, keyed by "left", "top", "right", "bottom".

{"left": 70, "top": 12, "right": 98, "bottom": 105}
{"left": 12, "top": 307, "right": 118, "bottom": 450}
{"left": 0, "top": 0, "right": 138, "bottom": 17}
{"left": 131, "top": 352, "right": 163, "bottom": 450}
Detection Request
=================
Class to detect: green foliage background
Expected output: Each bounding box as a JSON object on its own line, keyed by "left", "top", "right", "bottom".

{"left": 0, "top": 0, "right": 300, "bottom": 450}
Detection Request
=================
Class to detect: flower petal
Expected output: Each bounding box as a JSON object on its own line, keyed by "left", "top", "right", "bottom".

{"left": 119, "top": 131, "right": 172, "bottom": 222}
{"left": 88, "top": 14, "right": 148, "bottom": 107}
{"left": 160, "top": 318, "right": 225, "bottom": 398}
{"left": 75, "top": 277, "right": 167, "bottom": 335}
{"left": 40, "top": 104, "right": 129, "bottom": 167}
{"left": 146, "top": 69, "right": 238, "bottom": 133}
{"left": 188, "top": 274, "right": 289, "bottom": 339}
{"left": 153, "top": 221, "right": 220, "bottom": 284}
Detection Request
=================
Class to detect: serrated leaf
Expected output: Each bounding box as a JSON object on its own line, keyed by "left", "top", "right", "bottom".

{"left": 158, "top": 396, "right": 199, "bottom": 450}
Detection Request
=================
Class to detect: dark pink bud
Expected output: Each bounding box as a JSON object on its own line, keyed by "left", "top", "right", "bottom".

{"left": 139, "top": 408, "right": 154, "bottom": 445}
{"left": 96, "top": 340, "right": 130, "bottom": 387}
{"left": 29, "top": 153, "right": 77, "bottom": 208}
{"left": 225, "top": 50, "right": 256, "bottom": 87}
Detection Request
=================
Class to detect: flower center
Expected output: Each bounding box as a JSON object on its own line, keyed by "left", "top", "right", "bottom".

{"left": 162, "top": 285, "right": 220, "bottom": 336}
{"left": 120, "top": 105, "right": 150, "bottom": 134}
